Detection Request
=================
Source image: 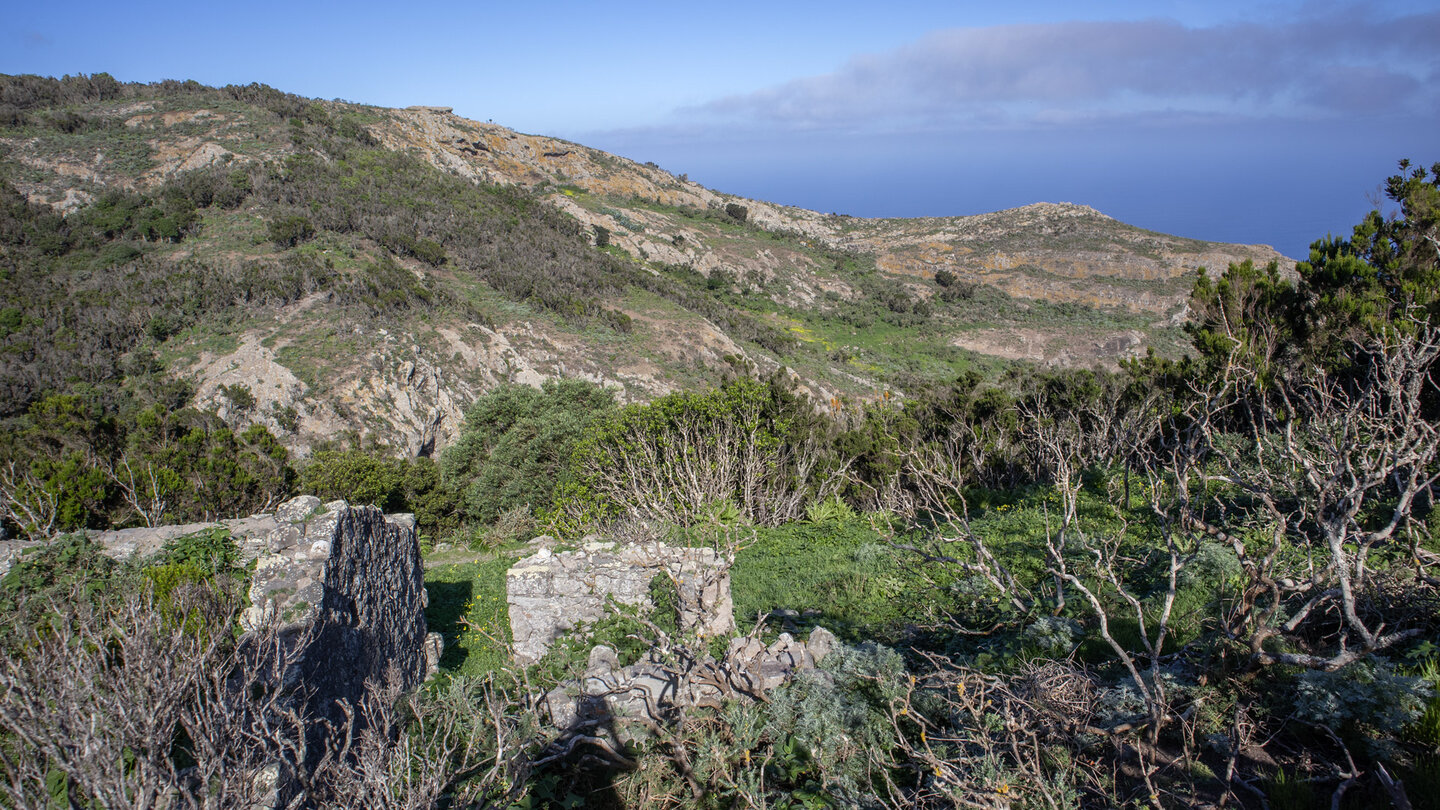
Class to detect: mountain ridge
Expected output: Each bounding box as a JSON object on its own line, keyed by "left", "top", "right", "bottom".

{"left": 0, "top": 75, "right": 1287, "bottom": 456}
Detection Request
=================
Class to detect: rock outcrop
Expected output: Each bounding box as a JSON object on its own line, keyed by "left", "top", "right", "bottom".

{"left": 506, "top": 539, "right": 735, "bottom": 664}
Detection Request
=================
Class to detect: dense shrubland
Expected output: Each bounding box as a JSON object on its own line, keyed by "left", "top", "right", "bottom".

{"left": 0, "top": 73, "right": 652, "bottom": 420}
{"left": 2, "top": 76, "right": 1438, "bottom": 805}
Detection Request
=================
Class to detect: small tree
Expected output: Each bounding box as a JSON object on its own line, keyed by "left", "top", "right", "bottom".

{"left": 555, "top": 378, "right": 842, "bottom": 529}
{"left": 300, "top": 450, "right": 404, "bottom": 511}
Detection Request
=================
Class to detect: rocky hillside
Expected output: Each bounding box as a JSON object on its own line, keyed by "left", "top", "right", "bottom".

{"left": 379, "top": 105, "right": 1282, "bottom": 316}
{"left": 0, "top": 75, "right": 1287, "bottom": 457}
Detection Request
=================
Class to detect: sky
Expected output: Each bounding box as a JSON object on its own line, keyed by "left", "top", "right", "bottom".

{"left": 4, "top": 0, "right": 1437, "bottom": 258}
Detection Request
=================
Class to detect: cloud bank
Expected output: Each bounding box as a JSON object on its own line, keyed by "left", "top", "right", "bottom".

{"left": 684, "top": 9, "right": 1440, "bottom": 133}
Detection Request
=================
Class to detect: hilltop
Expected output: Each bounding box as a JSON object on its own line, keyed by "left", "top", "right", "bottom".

{"left": 0, "top": 75, "right": 1285, "bottom": 455}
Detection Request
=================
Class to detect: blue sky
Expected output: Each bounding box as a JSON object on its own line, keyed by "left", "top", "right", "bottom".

{"left": 4, "top": 0, "right": 1437, "bottom": 257}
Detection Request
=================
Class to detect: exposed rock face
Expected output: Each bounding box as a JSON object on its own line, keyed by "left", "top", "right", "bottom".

{"left": 506, "top": 539, "right": 735, "bottom": 664}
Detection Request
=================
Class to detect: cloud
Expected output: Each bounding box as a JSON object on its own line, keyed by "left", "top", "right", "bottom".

{"left": 684, "top": 8, "right": 1440, "bottom": 132}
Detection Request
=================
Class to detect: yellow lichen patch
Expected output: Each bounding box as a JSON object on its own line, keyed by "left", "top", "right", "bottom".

{"left": 877, "top": 254, "right": 932, "bottom": 275}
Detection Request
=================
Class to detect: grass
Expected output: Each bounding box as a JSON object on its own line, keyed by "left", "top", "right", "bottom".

{"left": 190, "top": 208, "right": 272, "bottom": 256}
{"left": 273, "top": 324, "right": 363, "bottom": 392}
{"left": 158, "top": 322, "right": 243, "bottom": 368}
{"left": 423, "top": 554, "right": 517, "bottom": 677}
{"left": 729, "top": 519, "right": 964, "bottom": 644}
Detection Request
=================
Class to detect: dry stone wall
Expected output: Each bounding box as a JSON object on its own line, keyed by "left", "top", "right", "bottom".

{"left": 506, "top": 539, "right": 735, "bottom": 664}
{"left": 240, "top": 497, "right": 435, "bottom": 719}
{"left": 1, "top": 495, "right": 442, "bottom": 800}
{"left": 544, "top": 628, "right": 838, "bottom": 738}
{"left": 2, "top": 497, "right": 440, "bottom": 689}
{"left": 504, "top": 534, "right": 843, "bottom": 739}
{"left": 264, "top": 499, "right": 434, "bottom": 769}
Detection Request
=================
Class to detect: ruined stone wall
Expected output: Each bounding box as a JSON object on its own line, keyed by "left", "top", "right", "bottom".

{"left": 238, "top": 497, "right": 436, "bottom": 759}
{"left": 2, "top": 495, "right": 440, "bottom": 801}
{"left": 506, "top": 539, "right": 735, "bottom": 663}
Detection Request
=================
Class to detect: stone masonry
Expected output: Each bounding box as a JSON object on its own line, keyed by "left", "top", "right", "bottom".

{"left": 2, "top": 495, "right": 442, "bottom": 801}
{"left": 506, "top": 539, "right": 735, "bottom": 664}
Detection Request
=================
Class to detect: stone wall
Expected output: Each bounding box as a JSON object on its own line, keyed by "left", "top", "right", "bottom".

{"left": 3, "top": 496, "right": 440, "bottom": 689}
{"left": 1, "top": 495, "right": 440, "bottom": 799}
{"left": 240, "top": 498, "right": 435, "bottom": 730}
{"left": 506, "top": 539, "right": 735, "bottom": 663}
{"left": 544, "top": 628, "right": 838, "bottom": 737}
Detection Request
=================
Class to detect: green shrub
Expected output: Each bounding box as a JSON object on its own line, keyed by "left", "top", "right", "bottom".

{"left": 150, "top": 526, "right": 241, "bottom": 576}
{"left": 1293, "top": 658, "right": 1430, "bottom": 756}
{"left": 765, "top": 641, "right": 910, "bottom": 800}
{"left": 0, "top": 395, "right": 293, "bottom": 534}
{"left": 300, "top": 449, "right": 404, "bottom": 511}
{"left": 220, "top": 383, "right": 255, "bottom": 413}
{"left": 0, "top": 533, "right": 119, "bottom": 600}
{"left": 298, "top": 450, "right": 456, "bottom": 533}
{"left": 1409, "top": 657, "right": 1440, "bottom": 749}
{"left": 554, "top": 377, "right": 838, "bottom": 529}
{"left": 804, "top": 495, "right": 856, "bottom": 526}
{"left": 121, "top": 405, "right": 293, "bottom": 524}
{"left": 267, "top": 214, "right": 314, "bottom": 248}
{"left": 441, "top": 380, "right": 615, "bottom": 524}
{"left": 0, "top": 533, "right": 129, "bottom": 648}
